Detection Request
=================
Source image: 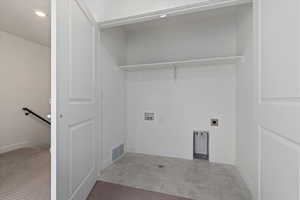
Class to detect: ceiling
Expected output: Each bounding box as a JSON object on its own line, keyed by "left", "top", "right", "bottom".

{"left": 0, "top": 0, "right": 50, "bottom": 46}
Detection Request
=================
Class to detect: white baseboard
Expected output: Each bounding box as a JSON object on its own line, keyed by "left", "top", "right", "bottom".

{"left": 126, "top": 147, "right": 136, "bottom": 153}
{"left": 97, "top": 151, "right": 127, "bottom": 180}
{"left": 113, "top": 151, "right": 126, "bottom": 163}
{"left": 237, "top": 166, "right": 258, "bottom": 200}
{"left": 102, "top": 157, "right": 113, "bottom": 170}
{"left": 0, "top": 142, "right": 48, "bottom": 154}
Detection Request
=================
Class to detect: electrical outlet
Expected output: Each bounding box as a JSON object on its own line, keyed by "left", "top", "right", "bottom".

{"left": 210, "top": 119, "right": 219, "bottom": 127}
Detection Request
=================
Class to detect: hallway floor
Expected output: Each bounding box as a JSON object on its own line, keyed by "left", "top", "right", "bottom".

{"left": 100, "top": 153, "right": 251, "bottom": 200}
{"left": 0, "top": 147, "right": 50, "bottom": 200}
{"left": 88, "top": 181, "right": 192, "bottom": 200}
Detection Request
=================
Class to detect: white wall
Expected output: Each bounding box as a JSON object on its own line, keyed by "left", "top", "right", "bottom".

{"left": 100, "top": 28, "right": 127, "bottom": 168}
{"left": 125, "top": 9, "right": 238, "bottom": 164}
{"left": 96, "top": 0, "right": 209, "bottom": 22}
{"left": 236, "top": 4, "right": 258, "bottom": 199}
{"left": 0, "top": 30, "right": 50, "bottom": 153}
{"left": 125, "top": 8, "right": 237, "bottom": 64}
{"left": 126, "top": 66, "right": 237, "bottom": 164}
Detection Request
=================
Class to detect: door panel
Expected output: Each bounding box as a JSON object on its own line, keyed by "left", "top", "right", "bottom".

{"left": 56, "top": 0, "right": 97, "bottom": 199}
{"left": 257, "top": 0, "right": 300, "bottom": 199}
{"left": 70, "top": 0, "right": 95, "bottom": 101}
{"left": 70, "top": 119, "right": 94, "bottom": 193}
{"left": 261, "top": 129, "right": 299, "bottom": 200}
{"left": 259, "top": 103, "right": 300, "bottom": 143}
{"left": 260, "top": 0, "right": 300, "bottom": 98}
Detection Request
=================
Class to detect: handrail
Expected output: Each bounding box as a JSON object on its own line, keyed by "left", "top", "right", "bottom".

{"left": 22, "top": 107, "right": 51, "bottom": 125}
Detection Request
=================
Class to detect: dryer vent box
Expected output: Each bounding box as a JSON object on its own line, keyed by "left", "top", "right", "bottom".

{"left": 144, "top": 112, "right": 155, "bottom": 121}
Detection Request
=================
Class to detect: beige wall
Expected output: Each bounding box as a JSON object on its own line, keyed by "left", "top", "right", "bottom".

{"left": 0, "top": 30, "right": 50, "bottom": 153}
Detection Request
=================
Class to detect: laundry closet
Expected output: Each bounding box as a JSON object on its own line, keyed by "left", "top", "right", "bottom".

{"left": 54, "top": 0, "right": 300, "bottom": 199}
{"left": 99, "top": 1, "right": 254, "bottom": 168}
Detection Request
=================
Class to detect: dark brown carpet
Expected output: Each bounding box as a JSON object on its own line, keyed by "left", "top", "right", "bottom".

{"left": 87, "top": 181, "right": 191, "bottom": 200}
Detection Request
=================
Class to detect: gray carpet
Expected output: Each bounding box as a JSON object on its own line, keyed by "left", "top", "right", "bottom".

{"left": 0, "top": 147, "right": 50, "bottom": 200}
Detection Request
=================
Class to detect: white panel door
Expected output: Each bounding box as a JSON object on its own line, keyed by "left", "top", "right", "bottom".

{"left": 56, "top": 0, "right": 98, "bottom": 199}
{"left": 256, "top": 0, "right": 300, "bottom": 199}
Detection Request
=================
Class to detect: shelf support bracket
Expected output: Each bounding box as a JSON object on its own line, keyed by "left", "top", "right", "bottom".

{"left": 172, "top": 64, "right": 177, "bottom": 81}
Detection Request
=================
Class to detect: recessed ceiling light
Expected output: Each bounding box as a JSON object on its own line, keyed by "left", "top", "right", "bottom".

{"left": 160, "top": 14, "right": 167, "bottom": 18}
{"left": 35, "top": 10, "right": 47, "bottom": 18}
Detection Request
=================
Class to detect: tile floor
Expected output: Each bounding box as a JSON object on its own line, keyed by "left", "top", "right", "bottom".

{"left": 100, "top": 153, "right": 251, "bottom": 200}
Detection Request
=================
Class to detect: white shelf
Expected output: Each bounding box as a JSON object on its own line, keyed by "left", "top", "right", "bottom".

{"left": 98, "top": 0, "right": 252, "bottom": 28}
{"left": 119, "top": 56, "right": 244, "bottom": 71}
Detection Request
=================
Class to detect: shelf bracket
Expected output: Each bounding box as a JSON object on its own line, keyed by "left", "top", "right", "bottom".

{"left": 172, "top": 64, "right": 177, "bottom": 81}
{"left": 240, "top": 56, "right": 246, "bottom": 63}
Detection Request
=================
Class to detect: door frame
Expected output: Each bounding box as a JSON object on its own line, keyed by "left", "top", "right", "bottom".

{"left": 51, "top": 0, "right": 102, "bottom": 199}
{"left": 50, "top": 0, "right": 57, "bottom": 199}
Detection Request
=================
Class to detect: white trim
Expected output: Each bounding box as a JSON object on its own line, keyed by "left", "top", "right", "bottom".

{"left": 0, "top": 142, "right": 41, "bottom": 154}
{"left": 95, "top": 19, "right": 102, "bottom": 180}
{"left": 101, "top": 143, "right": 128, "bottom": 171}
{"left": 51, "top": 0, "right": 57, "bottom": 200}
{"left": 97, "top": 29, "right": 104, "bottom": 177}
{"left": 98, "top": 0, "right": 252, "bottom": 28}
{"left": 120, "top": 56, "right": 244, "bottom": 71}
{"left": 97, "top": 151, "right": 126, "bottom": 180}
{"left": 257, "top": 125, "right": 262, "bottom": 200}
{"left": 237, "top": 166, "right": 258, "bottom": 200}
{"left": 75, "top": 0, "right": 97, "bottom": 25}
{"left": 112, "top": 151, "right": 126, "bottom": 163}
{"left": 254, "top": 0, "right": 261, "bottom": 199}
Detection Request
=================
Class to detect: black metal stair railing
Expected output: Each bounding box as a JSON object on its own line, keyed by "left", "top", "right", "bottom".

{"left": 22, "top": 107, "right": 51, "bottom": 125}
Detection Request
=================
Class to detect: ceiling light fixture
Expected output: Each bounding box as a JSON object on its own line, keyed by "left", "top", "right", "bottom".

{"left": 160, "top": 14, "right": 167, "bottom": 18}
{"left": 35, "top": 10, "right": 47, "bottom": 18}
